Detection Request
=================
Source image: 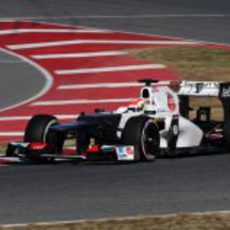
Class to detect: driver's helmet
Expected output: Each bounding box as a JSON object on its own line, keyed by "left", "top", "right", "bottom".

{"left": 114, "top": 98, "right": 147, "bottom": 113}
{"left": 128, "top": 98, "right": 145, "bottom": 110}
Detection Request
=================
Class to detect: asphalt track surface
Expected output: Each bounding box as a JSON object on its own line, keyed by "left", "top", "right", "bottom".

{"left": 0, "top": 0, "right": 230, "bottom": 225}
{"left": 1, "top": 153, "right": 230, "bottom": 225}
{"left": 0, "top": 0, "right": 229, "bottom": 43}
{"left": 0, "top": 50, "right": 45, "bottom": 110}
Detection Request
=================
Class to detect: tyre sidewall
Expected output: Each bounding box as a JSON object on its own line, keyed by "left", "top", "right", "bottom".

{"left": 224, "top": 120, "right": 230, "bottom": 149}
{"left": 140, "top": 119, "right": 159, "bottom": 161}
{"left": 122, "top": 116, "right": 159, "bottom": 161}
{"left": 24, "top": 115, "right": 58, "bottom": 143}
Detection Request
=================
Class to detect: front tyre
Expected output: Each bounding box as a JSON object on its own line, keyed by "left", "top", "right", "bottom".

{"left": 122, "top": 117, "right": 160, "bottom": 161}
{"left": 24, "top": 114, "right": 61, "bottom": 161}
{"left": 24, "top": 114, "right": 58, "bottom": 143}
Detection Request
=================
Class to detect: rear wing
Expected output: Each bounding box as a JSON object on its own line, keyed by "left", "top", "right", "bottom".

{"left": 176, "top": 81, "right": 230, "bottom": 120}
{"left": 178, "top": 81, "right": 230, "bottom": 98}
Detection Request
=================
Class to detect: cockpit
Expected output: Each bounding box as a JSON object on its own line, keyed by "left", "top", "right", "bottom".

{"left": 139, "top": 85, "right": 179, "bottom": 116}
{"left": 115, "top": 83, "right": 179, "bottom": 117}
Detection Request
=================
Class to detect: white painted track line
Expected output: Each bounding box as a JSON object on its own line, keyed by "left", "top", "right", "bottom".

{"left": 2, "top": 210, "right": 230, "bottom": 229}
{"left": 0, "top": 29, "right": 111, "bottom": 35}
{"left": 58, "top": 81, "right": 171, "bottom": 90}
{"left": 31, "top": 51, "right": 127, "bottom": 59}
{"left": 54, "top": 115, "right": 79, "bottom": 119}
{"left": 0, "top": 132, "right": 24, "bottom": 137}
{"left": 55, "top": 64, "right": 166, "bottom": 75}
{"left": 0, "top": 116, "right": 31, "bottom": 121}
{"left": 32, "top": 98, "right": 135, "bottom": 106}
{"left": 58, "top": 82, "right": 142, "bottom": 90}
{"left": 0, "top": 48, "right": 53, "bottom": 113}
{"left": 7, "top": 40, "right": 198, "bottom": 50}
{"left": 0, "top": 115, "right": 77, "bottom": 121}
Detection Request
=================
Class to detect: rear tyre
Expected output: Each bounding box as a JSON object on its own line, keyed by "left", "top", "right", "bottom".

{"left": 122, "top": 117, "right": 159, "bottom": 161}
{"left": 24, "top": 114, "right": 61, "bottom": 161}
{"left": 223, "top": 119, "right": 230, "bottom": 149}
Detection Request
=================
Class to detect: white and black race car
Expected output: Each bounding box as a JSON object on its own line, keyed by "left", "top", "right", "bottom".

{"left": 6, "top": 79, "right": 230, "bottom": 162}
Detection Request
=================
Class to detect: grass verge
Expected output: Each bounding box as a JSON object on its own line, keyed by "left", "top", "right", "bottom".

{"left": 1, "top": 213, "right": 230, "bottom": 230}
{"left": 130, "top": 46, "right": 230, "bottom": 81}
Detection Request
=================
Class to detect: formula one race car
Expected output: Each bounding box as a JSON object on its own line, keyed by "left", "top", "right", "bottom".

{"left": 6, "top": 79, "right": 230, "bottom": 162}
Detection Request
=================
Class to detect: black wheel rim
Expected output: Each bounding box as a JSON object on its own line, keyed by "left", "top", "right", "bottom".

{"left": 142, "top": 122, "right": 159, "bottom": 159}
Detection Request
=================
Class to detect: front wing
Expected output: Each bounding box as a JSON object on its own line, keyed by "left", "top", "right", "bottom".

{"left": 5, "top": 141, "right": 136, "bottom": 162}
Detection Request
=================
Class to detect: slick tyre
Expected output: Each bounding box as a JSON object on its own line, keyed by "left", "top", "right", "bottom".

{"left": 224, "top": 119, "right": 230, "bottom": 149}
{"left": 24, "top": 114, "right": 61, "bottom": 161}
{"left": 24, "top": 114, "right": 58, "bottom": 143}
{"left": 122, "top": 117, "right": 159, "bottom": 161}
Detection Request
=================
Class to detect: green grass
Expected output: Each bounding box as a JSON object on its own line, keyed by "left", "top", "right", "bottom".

{"left": 130, "top": 46, "right": 230, "bottom": 81}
